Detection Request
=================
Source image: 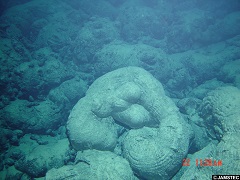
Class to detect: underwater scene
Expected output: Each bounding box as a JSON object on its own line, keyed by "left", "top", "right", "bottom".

{"left": 0, "top": 0, "right": 240, "bottom": 179}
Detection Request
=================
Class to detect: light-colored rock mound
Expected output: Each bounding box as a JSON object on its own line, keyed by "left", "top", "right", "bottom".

{"left": 1, "top": 99, "right": 63, "bottom": 133}
{"left": 200, "top": 86, "right": 240, "bottom": 140}
{"left": 46, "top": 149, "right": 136, "bottom": 180}
{"left": 178, "top": 86, "right": 240, "bottom": 179}
{"left": 14, "top": 138, "right": 69, "bottom": 178}
{"left": 67, "top": 67, "right": 192, "bottom": 179}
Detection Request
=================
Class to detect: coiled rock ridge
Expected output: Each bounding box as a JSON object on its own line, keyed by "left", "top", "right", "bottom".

{"left": 67, "top": 67, "right": 192, "bottom": 179}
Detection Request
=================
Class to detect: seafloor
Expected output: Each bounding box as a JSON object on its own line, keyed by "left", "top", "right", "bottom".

{"left": 0, "top": 0, "right": 240, "bottom": 179}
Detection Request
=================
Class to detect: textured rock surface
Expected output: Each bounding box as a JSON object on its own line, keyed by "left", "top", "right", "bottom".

{"left": 48, "top": 77, "right": 88, "bottom": 108}
{"left": 177, "top": 86, "right": 240, "bottom": 179}
{"left": 67, "top": 67, "right": 192, "bottom": 179}
{"left": 14, "top": 58, "right": 73, "bottom": 97}
{"left": 46, "top": 149, "right": 136, "bottom": 180}
{"left": 93, "top": 41, "right": 169, "bottom": 79}
{"left": 1, "top": 0, "right": 240, "bottom": 178}
{"left": 220, "top": 59, "right": 240, "bottom": 88}
{"left": 14, "top": 138, "right": 69, "bottom": 178}
{"left": 200, "top": 86, "right": 240, "bottom": 140}
{"left": 122, "top": 112, "right": 191, "bottom": 179}
{"left": 176, "top": 133, "right": 240, "bottom": 179}
{"left": 1, "top": 99, "right": 63, "bottom": 133}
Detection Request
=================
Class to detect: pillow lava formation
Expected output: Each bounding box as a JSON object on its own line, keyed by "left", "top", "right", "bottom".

{"left": 67, "top": 67, "right": 192, "bottom": 179}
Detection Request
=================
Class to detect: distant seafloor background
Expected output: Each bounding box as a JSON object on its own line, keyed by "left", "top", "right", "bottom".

{"left": 0, "top": 0, "right": 240, "bottom": 179}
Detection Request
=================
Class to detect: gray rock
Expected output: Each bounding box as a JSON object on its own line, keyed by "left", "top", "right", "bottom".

{"left": 15, "top": 138, "right": 70, "bottom": 178}
{"left": 67, "top": 67, "right": 192, "bottom": 179}
{"left": 48, "top": 77, "right": 87, "bottom": 108}
{"left": 199, "top": 86, "right": 240, "bottom": 140}
{"left": 178, "top": 86, "right": 240, "bottom": 178}
{"left": 46, "top": 149, "right": 136, "bottom": 180}
{"left": 1, "top": 99, "right": 63, "bottom": 133}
